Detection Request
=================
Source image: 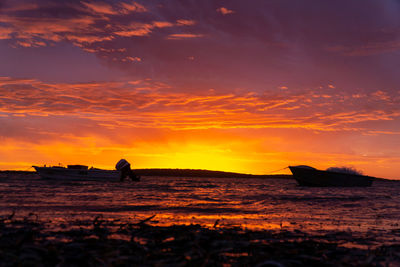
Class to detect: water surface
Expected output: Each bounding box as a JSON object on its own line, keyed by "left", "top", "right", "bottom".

{"left": 1, "top": 173, "right": 399, "bottom": 235}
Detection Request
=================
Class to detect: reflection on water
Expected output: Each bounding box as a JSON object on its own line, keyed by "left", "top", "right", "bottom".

{"left": 0, "top": 173, "right": 399, "bottom": 233}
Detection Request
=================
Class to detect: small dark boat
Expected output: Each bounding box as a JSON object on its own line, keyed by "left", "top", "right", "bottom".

{"left": 289, "top": 165, "right": 374, "bottom": 187}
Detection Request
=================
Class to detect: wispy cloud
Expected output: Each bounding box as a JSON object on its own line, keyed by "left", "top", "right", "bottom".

{"left": 81, "top": 1, "right": 119, "bottom": 15}
{"left": 119, "top": 1, "right": 147, "bottom": 13}
{"left": 0, "top": 14, "right": 99, "bottom": 47}
{"left": 0, "top": 77, "right": 399, "bottom": 132}
{"left": 114, "top": 21, "right": 175, "bottom": 37}
{"left": 176, "top": 19, "right": 196, "bottom": 26}
{"left": 0, "top": 1, "right": 199, "bottom": 48}
{"left": 167, "top": 33, "right": 204, "bottom": 40}
{"left": 81, "top": 1, "right": 147, "bottom": 15}
{"left": 216, "top": 7, "right": 235, "bottom": 15}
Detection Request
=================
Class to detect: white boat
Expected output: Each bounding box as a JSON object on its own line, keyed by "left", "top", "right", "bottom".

{"left": 33, "top": 165, "right": 120, "bottom": 181}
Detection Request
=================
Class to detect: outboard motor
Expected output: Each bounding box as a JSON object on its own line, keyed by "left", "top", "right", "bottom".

{"left": 116, "top": 159, "right": 140, "bottom": 181}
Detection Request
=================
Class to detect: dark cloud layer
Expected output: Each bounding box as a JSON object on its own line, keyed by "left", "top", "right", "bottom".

{"left": 1, "top": 0, "right": 399, "bottom": 91}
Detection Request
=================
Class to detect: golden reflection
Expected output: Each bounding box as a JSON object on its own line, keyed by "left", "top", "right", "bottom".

{"left": 130, "top": 213, "right": 286, "bottom": 230}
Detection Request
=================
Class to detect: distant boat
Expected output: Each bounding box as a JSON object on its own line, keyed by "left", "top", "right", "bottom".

{"left": 33, "top": 165, "right": 120, "bottom": 181}
{"left": 289, "top": 165, "right": 374, "bottom": 187}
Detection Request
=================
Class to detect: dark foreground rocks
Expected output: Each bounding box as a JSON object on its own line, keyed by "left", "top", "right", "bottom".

{"left": 0, "top": 214, "right": 399, "bottom": 266}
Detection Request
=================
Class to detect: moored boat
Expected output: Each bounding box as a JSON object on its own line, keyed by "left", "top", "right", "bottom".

{"left": 33, "top": 165, "right": 120, "bottom": 181}
{"left": 289, "top": 165, "right": 374, "bottom": 187}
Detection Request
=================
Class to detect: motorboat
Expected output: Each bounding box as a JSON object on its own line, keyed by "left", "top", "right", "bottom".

{"left": 33, "top": 164, "right": 120, "bottom": 181}
{"left": 289, "top": 165, "right": 374, "bottom": 187}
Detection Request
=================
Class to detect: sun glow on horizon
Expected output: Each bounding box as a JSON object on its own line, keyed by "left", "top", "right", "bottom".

{"left": 1, "top": 132, "right": 399, "bottom": 180}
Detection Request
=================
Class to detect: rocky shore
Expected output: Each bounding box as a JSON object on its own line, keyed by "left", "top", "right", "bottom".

{"left": 1, "top": 214, "right": 400, "bottom": 266}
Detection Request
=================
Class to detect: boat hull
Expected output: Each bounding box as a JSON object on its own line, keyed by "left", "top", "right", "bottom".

{"left": 289, "top": 166, "right": 373, "bottom": 187}
{"left": 33, "top": 166, "right": 120, "bottom": 181}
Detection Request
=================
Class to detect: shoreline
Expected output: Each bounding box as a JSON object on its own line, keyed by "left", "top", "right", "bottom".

{"left": 2, "top": 169, "right": 398, "bottom": 181}
{"left": 1, "top": 169, "right": 397, "bottom": 181}
{"left": 1, "top": 214, "right": 399, "bottom": 266}
{"left": 0, "top": 169, "right": 293, "bottom": 179}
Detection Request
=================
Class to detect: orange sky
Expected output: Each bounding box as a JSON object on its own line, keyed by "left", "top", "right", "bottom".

{"left": 0, "top": 77, "right": 399, "bottom": 179}
{"left": 1, "top": 1, "right": 400, "bottom": 179}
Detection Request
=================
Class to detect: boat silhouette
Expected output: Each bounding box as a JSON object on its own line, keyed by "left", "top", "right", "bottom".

{"left": 289, "top": 165, "right": 374, "bottom": 187}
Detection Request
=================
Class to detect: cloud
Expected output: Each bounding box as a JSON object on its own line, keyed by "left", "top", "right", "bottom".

{"left": 66, "top": 34, "right": 114, "bottom": 44}
{"left": 114, "top": 21, "right": 174, "bottom": 37}
{"left": 0, "top": 14, "right": 99, "bottom": 47}
{"left": 0, "top": 1, "right": 195, "bottom": 48}
{"left": 0, "top": 27, "right": 13, "bottom": 39}
{"left": 1, "top": 77, "right": 399, "bottom": 133}
{"left": 166, "top": 33, "right": 204, "bottom": 40}
{"left": 81, "top": 1, "right": 147, "bottom": 15}
{"left": 119, "top": 1, "right": 147, "bottom": 13}
{"left": 122, "top": 56, "right": 141, "bottom": 62}
{"left": 216, "top": 7, "right": 235, "bottom": 15}
{"left": 176, "top": 19, "right": 196, "bottom": 26}
{"left": 81, "top": 1, "right": 119, "bottom": 15}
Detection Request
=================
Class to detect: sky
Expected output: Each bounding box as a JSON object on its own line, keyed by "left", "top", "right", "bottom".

{"left": 0, "top": 0, "right": 400, "bottom": 179}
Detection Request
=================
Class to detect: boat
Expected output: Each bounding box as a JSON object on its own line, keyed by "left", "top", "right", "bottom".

{"left": 289, "top": 165, "right": 374, "bottom": 187}
{"left": 33, "top": 164, "right": 120, "bottom": 181}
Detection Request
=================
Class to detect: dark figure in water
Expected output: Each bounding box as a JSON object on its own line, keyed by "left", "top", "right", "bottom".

{"left": 116, "top": 159, "right": 140, "bottom": 181}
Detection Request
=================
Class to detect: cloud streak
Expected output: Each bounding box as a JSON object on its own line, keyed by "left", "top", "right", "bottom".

{"left": 0, "top": 77, "right": 399, "bottom": 132}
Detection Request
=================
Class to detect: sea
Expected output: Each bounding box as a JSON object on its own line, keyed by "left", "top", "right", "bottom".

{"left": 1, "top": 172, "right": 399, "bottom": 241}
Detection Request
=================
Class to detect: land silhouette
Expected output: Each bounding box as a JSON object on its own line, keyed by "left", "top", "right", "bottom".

{"left": 0, "top": 168, "right": 291, "bottom": 179}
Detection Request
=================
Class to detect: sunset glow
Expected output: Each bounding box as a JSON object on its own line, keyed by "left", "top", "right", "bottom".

{"left": 1, "top": 0, "right": 400, "bottom": 179}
